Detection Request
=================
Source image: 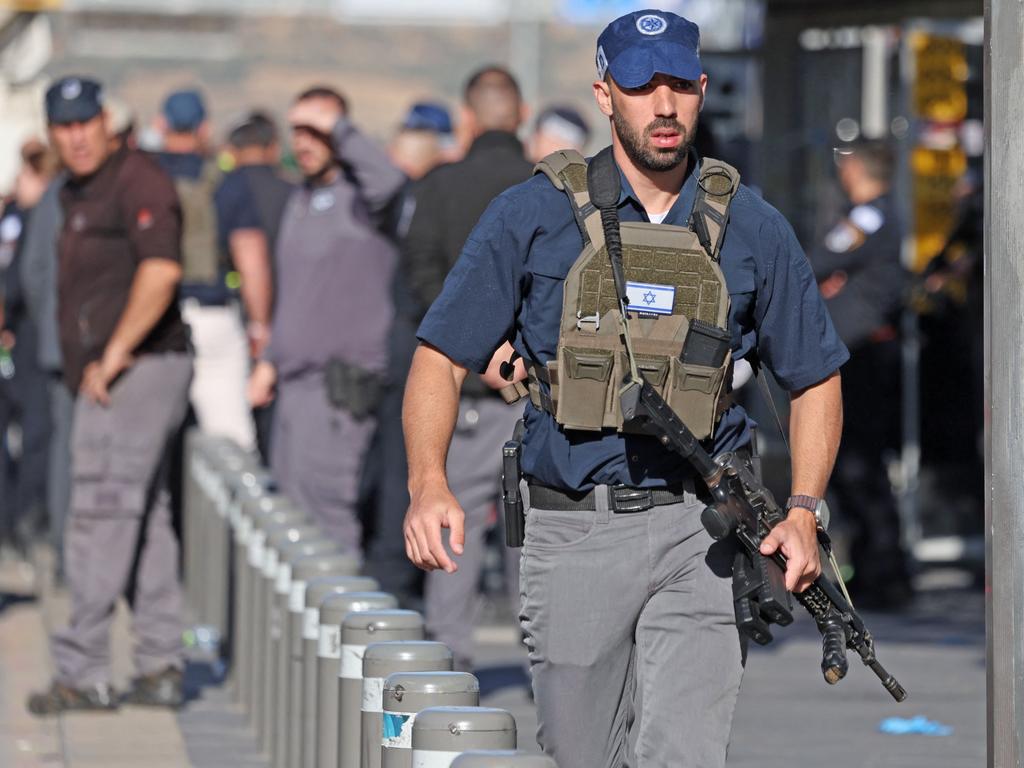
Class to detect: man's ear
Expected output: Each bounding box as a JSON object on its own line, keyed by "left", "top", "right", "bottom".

{"left": 593, "top": 79, "right": 613, "bottom": 118}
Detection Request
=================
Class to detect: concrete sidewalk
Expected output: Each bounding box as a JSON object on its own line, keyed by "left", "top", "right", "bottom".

{"left": 0, "top": 550, "right": 191, "bottom": 768}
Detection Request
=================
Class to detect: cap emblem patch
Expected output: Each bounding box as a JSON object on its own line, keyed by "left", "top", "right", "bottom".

{"left": 636, "top": 14, "right": 667, "bottom": 35}
{"left": 61, "top": 78, "right": 82, "bottom": 100}
{"left": 596, "top": 45, "right": 609, "bottom": 79}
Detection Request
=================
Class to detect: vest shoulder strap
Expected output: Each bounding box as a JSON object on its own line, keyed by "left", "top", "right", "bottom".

{"left": 534, "top": 149, "right": 605, "bottom": 248}
{"left": 689, "top": 157, "right": 741, "bottom": 262}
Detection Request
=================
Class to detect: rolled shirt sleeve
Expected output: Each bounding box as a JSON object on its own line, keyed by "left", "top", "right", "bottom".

{"left": 754, "top": 214, "right": 849, "bottom": 391}
{"left": 118, "top": 162, "right": 183, "bottom": 265}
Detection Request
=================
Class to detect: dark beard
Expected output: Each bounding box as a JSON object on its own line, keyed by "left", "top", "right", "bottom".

{"left": 612, "top": 110, "right": 693, "bottom": 172}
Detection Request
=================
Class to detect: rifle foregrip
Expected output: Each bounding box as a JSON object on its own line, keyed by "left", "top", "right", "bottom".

{"left": 820, "top": 617, "right": 848, "bottom": 685}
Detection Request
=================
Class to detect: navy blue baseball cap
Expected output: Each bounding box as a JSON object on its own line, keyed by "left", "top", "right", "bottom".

{"left": 45, "top": 76, "right": 103, "bottom": 125}
{"left": 163, "top": 89, "right": 207, "bottom": 132}
{"left": 401, "top": 102, "right": 453, "bottom": 134}
{"left": 596, "top": 9, "right": 702, "bottom": 88}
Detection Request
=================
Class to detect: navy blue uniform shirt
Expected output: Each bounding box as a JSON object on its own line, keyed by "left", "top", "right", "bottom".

{"left": 418, "top": 154, "right": 849, "bottom": 491}
{"left": 214, "top": 170, "right": 262, "bottom": 254}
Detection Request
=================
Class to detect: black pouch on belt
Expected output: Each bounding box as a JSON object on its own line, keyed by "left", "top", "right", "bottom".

{"left": 325, "top": 357, "right": 384, "bottom": 419}
{"left": 501, "top": 419, "right": 526, "bottom": 548}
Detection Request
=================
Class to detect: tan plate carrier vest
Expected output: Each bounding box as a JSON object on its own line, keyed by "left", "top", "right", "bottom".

{"left": 526, "top": 149, "right": 740, "bottom": 440}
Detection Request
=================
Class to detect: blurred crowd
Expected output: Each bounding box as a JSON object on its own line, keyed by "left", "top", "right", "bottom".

{"left": 0, "top": 58, "right": 983, "bottom": 706}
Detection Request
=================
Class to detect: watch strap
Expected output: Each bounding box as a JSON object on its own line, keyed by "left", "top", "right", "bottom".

{"left": 785, "top": 494, "right": 820, "bottom": 512}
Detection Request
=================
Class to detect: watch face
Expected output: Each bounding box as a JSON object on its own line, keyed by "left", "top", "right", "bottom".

{"left": 816, "top": 499, "right": 831, "bottom": 531}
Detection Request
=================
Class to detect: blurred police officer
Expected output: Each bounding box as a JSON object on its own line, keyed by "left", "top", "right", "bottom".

{"left": 393, "top": 66, "right": 532, "bottom": 669}
{"left": 155, "top": 89, "right": 269, "bottom": 452}
{"left": 28, "top": 77, "right": 193, "bottom": 714}
{"left": 17, "top": 105, "right": 136, "bottom": 583}
{"left": 528, "top": 104, "right": 591, "bottom": 163}
{"left": 388, "top": 102, "right": 454, "bottom": 181}
{"left": 402, "top": 11, "right": 848, "bottom": 765}
{"left": 248, "top": 86, "right": 404, "bottom": 553}
{"left": 812, "top": 141, "right": 912, "bottom": 609}
{"left": 219, "top": 110, "right": 294, "bottom": 461}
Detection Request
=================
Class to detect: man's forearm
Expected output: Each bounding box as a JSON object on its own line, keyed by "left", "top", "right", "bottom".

{"left": 229, "top": 228, "right": 273, "bottom": 326}
{"left": 106, "top": 259, "right": 181, "bottom": 357}
{"left": 403, "top": 343, "right": 467, "bottom": 491}
{"left": 788, "top": 371, "right": 843, "bottom": 498}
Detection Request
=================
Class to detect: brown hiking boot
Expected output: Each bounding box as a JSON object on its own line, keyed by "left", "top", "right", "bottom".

{"left": 27, "top": 681, "right": 119, "bottom": 716}
{"left": 121, "top": 666, "right": 184, "bottom": 709}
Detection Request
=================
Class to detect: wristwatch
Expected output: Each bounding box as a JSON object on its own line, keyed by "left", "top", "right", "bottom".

{"left": 785, "top": 495, "right": 830, "bottom": 532}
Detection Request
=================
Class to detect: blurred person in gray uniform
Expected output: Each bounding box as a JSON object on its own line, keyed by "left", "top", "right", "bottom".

{"left": 17, "top": 98, "right": 136, "bottom": 580}
{"left": 28, "top": 77, "right": 193, "bottom": 714}
{"left": 218, "top": 111, "right": 294, "bottom": 462}
{"left": 155, "top": 89, "right": 270, "bottom": 453}
{"left": 811, "top": 140, "right": 912, "bottom": 609}
{"left": 401, "top": 66, "right": 532, "bottom": 669}
{"left": 248, "top": 86, "right": 404, "bottom": 554}
{"left": 528, "top": 104, "right": 591, "bottom": 163}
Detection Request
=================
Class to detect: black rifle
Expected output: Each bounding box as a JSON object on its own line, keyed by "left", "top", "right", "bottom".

{"left": 620, "top": 378, "right": 907, "bottom": 701}
{"left": 584, "top": 145, "right": 907, "bottom": 702}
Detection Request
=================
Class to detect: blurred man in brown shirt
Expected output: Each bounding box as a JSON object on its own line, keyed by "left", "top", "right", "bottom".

{"left": 28, "top": 77, "right": 193, "bottom": 715}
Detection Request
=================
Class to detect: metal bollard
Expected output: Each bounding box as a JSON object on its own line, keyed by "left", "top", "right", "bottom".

{"left": 316, "top": 594, "right": 400, "bottom": 768}
{"left": 270, "top": 538, "right": 340, "bottom": 768}
{"left": 300, "top": 579, "right": 381, "bottom": 768}
{"left": 338, "top": 612, "right": 425, "bottom": 768}
{"left": 411, "top": 708, "right": 517, "bottom": 767}
{"left": 227, "top": 465, "right": 271, "bottom": 702}
{"left": 284, "top": 558, "right": 364, "bottom": 768}
{"left": 381, "top": 672, "right": 479, "bottom": 768}
{"left": 449, "top": 752, "right": 556, "bottom": 768}
{"left": 260, "top": 523, "right": 326, "bottom": 756}
{"left": 360, "top": 642, "right": 454, "bottom": 768}
{"left": 245, "top": 497, "right": 308, "bottom": 725}
{"left": 217, "top": 460, "right": 271, "bottom": 655}
{"left": 229, "top": 481, "right": 275, "bottom": 706}
{"left": 186, "top": 435, "right": 237, "bottom": 643}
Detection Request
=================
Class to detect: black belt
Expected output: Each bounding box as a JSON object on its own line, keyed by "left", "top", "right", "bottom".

{"left": 527, "top": 482, "right": 691, "bottom": 514}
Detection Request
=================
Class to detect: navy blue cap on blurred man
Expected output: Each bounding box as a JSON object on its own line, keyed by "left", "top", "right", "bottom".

{"left": 45, "top": 76, "right": 104, "bottom": 126}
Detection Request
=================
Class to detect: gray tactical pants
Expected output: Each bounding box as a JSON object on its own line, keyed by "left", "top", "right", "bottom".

{"left": 51, "top": 352, "right": 192, "bottom": 687}
{"left": 520, "top": 484, "right": 745, "bottom": 768}
{"left": 425, "top": 397, "right": 522, "bottom": 669}
{"left": 271, "top": 371, "right": 376, "bottom": 556}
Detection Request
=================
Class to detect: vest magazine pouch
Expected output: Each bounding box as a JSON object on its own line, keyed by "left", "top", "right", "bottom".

{"left": 555, "top": 345, "right": 614, "bottom": 430}
{"left": 668, "top": 354, "right": 730, "bottom": 440}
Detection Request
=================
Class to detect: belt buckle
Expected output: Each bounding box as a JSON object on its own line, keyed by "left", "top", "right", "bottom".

{"left": 609, "top": 485, "right": 652, "bottom": 513}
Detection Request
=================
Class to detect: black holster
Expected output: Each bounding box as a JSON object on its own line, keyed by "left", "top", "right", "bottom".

{"left": 502, "top": 420, "right": 526, "bottom": 548}
{"left": 325, "top": 357, "right": 384, "bottom": 419}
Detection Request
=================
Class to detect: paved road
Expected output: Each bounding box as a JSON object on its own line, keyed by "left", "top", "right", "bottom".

{"left": 2, "top": 548, "right": 983, "bottom": 768}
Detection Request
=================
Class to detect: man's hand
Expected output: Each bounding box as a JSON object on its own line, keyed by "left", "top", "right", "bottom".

{"left": 81, "top": 345, "right": 134, "bottom": 406}
{"left": 287, "top": 98, "right": 343, "bottom": 139}
{"left": 480, "top": 340, "right": 527, "bottom": 390}
{"left": 759, "top": 507, "right": 821, "bottom": 593}
{"left": 819, "top": 271, "right": 847, "bottom": 300}
{"left": 403, "top": 482, "right": 465, "bottom": 574}
{"left": 248, "top": 359, "right": 277, "bottom": 407}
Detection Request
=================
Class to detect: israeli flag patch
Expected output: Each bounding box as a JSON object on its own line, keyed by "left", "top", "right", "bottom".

{"left": 626, "top": 281, "right": 675, "bottom": 315}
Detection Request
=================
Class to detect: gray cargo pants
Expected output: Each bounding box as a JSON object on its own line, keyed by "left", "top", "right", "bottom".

{"left": 51, "top": 352, "right": 192, "bottom": 688}
{"left": 271, "top": 371, "right": 375, "bottom": 555}
{"left": 425, "top": 397, "right": 522, "bottom": 669}
{"left": 520, "top": 483, "right": 744, "bottom": 768}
